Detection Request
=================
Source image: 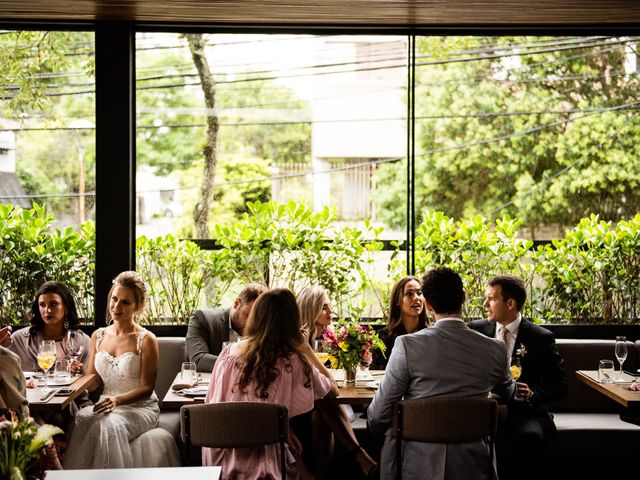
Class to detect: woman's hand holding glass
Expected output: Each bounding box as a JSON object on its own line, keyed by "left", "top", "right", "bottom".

{"left": 66, "top": 329, "right": 85, "bottom": 376}
{"left": 313, "top": 339, "right": 331, "bottom": 365}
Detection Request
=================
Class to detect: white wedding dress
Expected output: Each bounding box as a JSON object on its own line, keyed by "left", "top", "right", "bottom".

{"left": 64, "top": 328, "right": 180, "bottom": 469}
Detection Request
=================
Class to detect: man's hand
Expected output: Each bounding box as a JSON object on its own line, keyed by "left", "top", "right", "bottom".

{"left": 0, "top": 326, "right": 12, "bottom": 347}
{"left": 515, "top": 382, "right": 532, "bottom": 402}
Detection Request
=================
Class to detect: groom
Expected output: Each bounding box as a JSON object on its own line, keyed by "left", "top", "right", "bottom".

{"left": 368, "top": 267, "right": 515, "bottom": 479}
{"left": 470, "top": 274, "right": 567, "bottom": 480}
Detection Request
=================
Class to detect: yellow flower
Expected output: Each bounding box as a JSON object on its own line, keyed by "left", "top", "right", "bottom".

{"left": 338, "top": 341, "right": 349, "bottom": 352}
{"left": 328, "top": 355, "right": 339, "bottom": 369}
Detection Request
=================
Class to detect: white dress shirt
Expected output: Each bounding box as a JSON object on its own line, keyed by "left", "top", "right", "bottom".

{"left": 495, "top": 315, "right": 521, "bottom": 359}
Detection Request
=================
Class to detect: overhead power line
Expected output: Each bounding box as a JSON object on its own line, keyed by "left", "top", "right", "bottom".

{"left": 3, "top": 100, "right": 637, "bottom": 199}
{"left": 2, "top": 102, "right": 637, "bottom": 134}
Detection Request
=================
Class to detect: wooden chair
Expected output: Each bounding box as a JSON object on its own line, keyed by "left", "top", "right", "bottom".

{"left": 392, "top": 395, "right": 499, "bottom": 479}
{"left": 180, "top": 402, "right": 289, "bottom": 480}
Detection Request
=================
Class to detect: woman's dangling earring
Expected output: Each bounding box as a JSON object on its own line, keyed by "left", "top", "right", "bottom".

{"left": 64, "top": 318, "right": 70, "bottom": 330}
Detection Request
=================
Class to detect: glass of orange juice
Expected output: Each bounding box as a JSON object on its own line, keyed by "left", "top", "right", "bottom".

{"left": 314, "top": 339, "right": 331, "bottom": 365}
{"left": 37, "top": 340, "right": 57, "bottom": 394}
{"left": 510, "top": 357, "right": 522, "bottom": 381}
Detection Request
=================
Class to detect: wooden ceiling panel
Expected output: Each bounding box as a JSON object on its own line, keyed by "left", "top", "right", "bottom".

{"left": 0, "top": 0, "right": 638, "bottom": 26}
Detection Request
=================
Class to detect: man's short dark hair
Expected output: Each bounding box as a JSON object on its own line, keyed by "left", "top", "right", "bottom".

{"left": 421, "top": 267, "right": 465, "bottom": 314}
{"left": 488, "top": 275, "right": 526, "bottom": 311}
{"left": 237, "top": 283, "right": 268, "bottom": 304}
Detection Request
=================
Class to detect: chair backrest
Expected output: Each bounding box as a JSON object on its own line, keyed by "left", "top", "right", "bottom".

{"left": 180, "top": 401, "right": 289, "bottom": 478}
{"left": 392, "top": 395, "right": 498, "bottom": 443}
{"left": 392, "top": 395, "right": 498, "bottom": 480}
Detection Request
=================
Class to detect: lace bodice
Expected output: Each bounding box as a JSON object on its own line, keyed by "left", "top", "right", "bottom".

{"left": 94, "top": 328, "right": 157, "bottom": 402}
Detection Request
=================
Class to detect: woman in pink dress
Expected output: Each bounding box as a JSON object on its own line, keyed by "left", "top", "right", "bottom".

{"left": 203, "top": 288, "right": 376, "bottom": 480}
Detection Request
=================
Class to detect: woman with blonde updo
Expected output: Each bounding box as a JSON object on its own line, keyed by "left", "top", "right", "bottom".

{"left": 64, "top": 271, "right": 179, "bottom": 469}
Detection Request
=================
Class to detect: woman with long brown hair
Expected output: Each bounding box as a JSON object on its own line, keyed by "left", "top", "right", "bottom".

{"left": 203, "top": 288, "right": 376, "bottom": 479}
{"left": 370, "top": 275, "right": 429, "bottom": 370}
{"left": 10, "top": 281, "right": 90, "bottom": 375}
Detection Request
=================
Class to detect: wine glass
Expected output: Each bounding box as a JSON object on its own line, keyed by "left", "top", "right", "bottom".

{"left": 314, "top": 339, "right": 330, "bottom": 365}
{"left": 67, "top": 329, "right": 84, "bottom": 376}
{"left": 615, "top": 336, "right": 628, "bottom": 382}
{"left": 510, "top": 357, "right": 522, "bottom": 381}
{"left": 37, "top": 340, "right": 57, "bottom": 394}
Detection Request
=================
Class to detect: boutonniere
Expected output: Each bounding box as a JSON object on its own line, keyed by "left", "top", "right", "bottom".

{"left": 515, "top": 343, "right": 527, "bottom": 358}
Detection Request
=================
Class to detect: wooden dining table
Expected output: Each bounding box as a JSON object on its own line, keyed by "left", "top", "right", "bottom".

{"left": 26, "top": 373, "right": 98, "bottom": 413}
{"left": 575, "top": 370, "right": 640, "bottom": 408}
{"left": 162, "top": 372, "right": 212, "bottom": 409}
{"left": 325, "top": 369, "right": 383, "bottom": 405}
{"left": 162, "top": 369, "right": 383, "bottom": 409}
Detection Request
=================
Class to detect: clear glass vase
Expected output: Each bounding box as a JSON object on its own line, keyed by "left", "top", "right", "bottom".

{"left": 343, "top": 366, "right": 357, "bottom": 385}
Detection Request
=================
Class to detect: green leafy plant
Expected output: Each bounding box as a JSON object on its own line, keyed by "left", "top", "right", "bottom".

{"left": 407, "top": 210, "right": 535, "bottom": 318}
{"left": 213, "top": 200, "right": 381, "bottom": 318}
{"left": 534, "top": 214, "right": 640, "bottom": 323}
{"left": 136, "top": 234, "right": 234, "bottom": 324}
{"left": 0, "top": 204, "right": 95, "bottom": 325}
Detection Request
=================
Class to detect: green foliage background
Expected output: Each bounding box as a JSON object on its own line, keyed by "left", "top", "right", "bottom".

{"left": 375, "top": 36, "right": 640, "bottom": 235}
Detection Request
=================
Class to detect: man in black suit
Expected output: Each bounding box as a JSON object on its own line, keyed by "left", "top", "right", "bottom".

{"left": 186, "top": 283, "right": 267, "bottom": 372}
{"left": 470, "top": 274, "right": 568, "bottom": 480}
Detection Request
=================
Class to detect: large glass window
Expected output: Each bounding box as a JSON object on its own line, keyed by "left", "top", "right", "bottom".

{"left": 2, "top": 30, "right": 637, "bottom": 326}
{"left": 135, "top": 33, "right": 407, "bottom": 321}
{"left": 0, "top": 30, "right": 95, "bottom": 324}
{"left": 413, "top": 36, "right": 640, "bottom": 322}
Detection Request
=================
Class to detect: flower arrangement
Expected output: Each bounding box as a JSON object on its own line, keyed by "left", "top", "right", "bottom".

{"left": 0, "top": 412, "right": 63, "bottom": 480}
{"left": 322, "top": 320, "right": 386, "bottom": 372}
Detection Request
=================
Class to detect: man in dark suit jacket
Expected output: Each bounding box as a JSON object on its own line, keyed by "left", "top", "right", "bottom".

{"left": 186, "top": 283, "right": 267, "bottom": 372}
{"left": 470, "top": 275, "right": 568, "bottom": 480}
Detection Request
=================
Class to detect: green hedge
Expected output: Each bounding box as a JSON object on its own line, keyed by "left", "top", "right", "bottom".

{"left": 0, "top": 204, "right": 94, "bottom": 324}
{"left": 2, "top": 203, "right": 639, "bottom": 325}
{"left": 408, "top": 210, "right": 640, "bottom": 324}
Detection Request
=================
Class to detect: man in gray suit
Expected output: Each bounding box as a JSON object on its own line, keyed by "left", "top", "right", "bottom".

{"left": 186, "top": 283, "right": 267, "bottom": 372}
{"left": 367, "top": 267, "right": 516, "bottom": 480}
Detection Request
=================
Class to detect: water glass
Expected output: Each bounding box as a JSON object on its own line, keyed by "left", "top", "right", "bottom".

{"left": 598, "top": 359, "right": 615, "bottom": 383}
{"left": 181, "top": 361, "right": 197, "bottom": 383}
{"left": 54, "top": 359, "right": 71, "bottom": 382}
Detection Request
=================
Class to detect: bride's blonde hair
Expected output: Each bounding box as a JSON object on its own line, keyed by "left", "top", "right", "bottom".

{"left": 105, "top": 271, "right": 147, "bottom": 323}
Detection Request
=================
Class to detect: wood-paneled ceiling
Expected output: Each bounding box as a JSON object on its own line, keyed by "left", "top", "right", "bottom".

{"left": 0, "top": 0, "right": 639, "bottom": 27}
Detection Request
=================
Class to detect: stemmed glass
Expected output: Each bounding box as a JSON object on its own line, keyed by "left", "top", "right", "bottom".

{"left": 510, "top": 357, "right": 522, "bottom": 381}
{"left": 67, "top": 329, "right": 84, "bottom": 377}
{"left": 37, "top": 340, "right": 57, "bottom": 394}
{"left": 615, "top": 336, "right": 628, "bottom": 382}
{"left": 314, "top": 339, "right": 330, "bottom": 366}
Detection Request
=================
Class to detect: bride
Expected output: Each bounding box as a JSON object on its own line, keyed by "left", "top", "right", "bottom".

{"left": 64, "top": 271, "right": 179, "bottom": 469}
